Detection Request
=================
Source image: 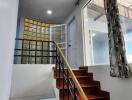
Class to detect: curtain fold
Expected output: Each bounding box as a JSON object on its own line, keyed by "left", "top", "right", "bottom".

{"left": 104, "top": 0, "right": 131, "bottom": 78}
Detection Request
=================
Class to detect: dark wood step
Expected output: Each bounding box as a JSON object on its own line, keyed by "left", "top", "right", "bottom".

{"left": 57, "top": 81, "right": 100, "bottom": 90}
{"left": 56, "top": 76, "right": 93, "bottom": 86}
{"left": 53, "top": 67, "right": 110, "bottom": 100}
{"left": 79, "top": 66, "right": 88, "bottom": 70}
{"left": 54, "top": 72, "right": 93, "bottom": 78}
{"left": 60, "top": 90, "right": 109, "bottom": 100}
{"left": 53, "top": 67, "right": 89, "bottom": 76}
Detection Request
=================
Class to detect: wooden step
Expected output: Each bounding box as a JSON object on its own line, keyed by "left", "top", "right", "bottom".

{"left": 53, "top": 67, "right": 110, "bottom": 100}
{"left": 54, "top": 72, "right": 93, "bottom": 78}
{"left": 85, "top": 91, "right": 110, "bottom": 100}
{"left": 56, "top": 76, "right": 93, "bottom": 86}
{"left": 79, "top": 66, "right": 88, "bottom": 70}
{"left": 53, "top": 67, "right": 89, "bottom": 76}
{"left": 60, "top": 91, "right": 109, "bottom": 100}
{"left": 57, "top": 81, "right": 100, "bottom": 90}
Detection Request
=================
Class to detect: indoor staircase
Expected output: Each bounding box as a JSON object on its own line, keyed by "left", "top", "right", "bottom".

{"left": 53, "top": 67, "right": 110, "bottom": 100}
{"left": 14, "top": 39, "right": 110, "bottom": 100}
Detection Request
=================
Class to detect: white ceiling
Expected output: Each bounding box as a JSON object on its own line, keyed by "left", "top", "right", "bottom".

{"left": 19, "top": 0, "right": 77, "bottom": 23}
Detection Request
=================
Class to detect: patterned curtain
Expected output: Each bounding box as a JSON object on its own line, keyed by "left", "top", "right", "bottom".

{"left": 104, "top": 0, "right": 131, "bottom": 78}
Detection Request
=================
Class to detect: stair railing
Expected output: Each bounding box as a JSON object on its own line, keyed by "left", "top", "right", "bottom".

{"left": 14, "top": 39, "right": 88, "bottom": 100}
{"left": 14, "top": 39, "right": 56, "bottom": 64}
{"left": 54, "top": 41, "right": 88, "bottom": 100}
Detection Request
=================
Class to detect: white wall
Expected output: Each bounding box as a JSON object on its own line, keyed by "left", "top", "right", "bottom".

{"left": 65, "top": 0, "right": 89, "bottom": 67}
{"left": 88, "top": 64, "right": 132, "bottom": 100}
{"left": 10, "top": 64, "right": 55, "bottom": 100}
{"left": 0, "top": 0, "right": 19, "bottom": 100}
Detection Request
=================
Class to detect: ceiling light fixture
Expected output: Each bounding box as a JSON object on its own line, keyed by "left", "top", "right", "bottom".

{"left": 47, "top": 10, "right": 52, "bottom": 15}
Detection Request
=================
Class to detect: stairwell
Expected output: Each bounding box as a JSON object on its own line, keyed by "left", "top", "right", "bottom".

{"left": 13, "top": 39, "right": 110, "bottom": 100}
{"left": 53, "top": 67, "right": 110, "bottom": 100}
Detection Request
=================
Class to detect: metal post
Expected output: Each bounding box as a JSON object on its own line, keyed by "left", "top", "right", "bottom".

{"left": 41, "top": 42, "right": 43, "bottom": 64}
{"left": 62, "top": 61, "right": 65, "bottom": 100}
{"left": 47, "top": 42, "right": 50, "bottom": 64}
{"left": 35, "top": 40, "right": 37, "bottom": 64}
{"left": 28, "top": 40, "right": 30, "bottom": 64}
{"left": 74, "top": 84, "right": 76, "bottom": 100}
{"left": 21, "top": 39, "right": 24, "bottom": 64}
{"left": 67, "top": 69, "right": 69, "bottom": 100}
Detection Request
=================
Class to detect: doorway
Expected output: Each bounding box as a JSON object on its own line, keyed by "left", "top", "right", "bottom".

{"left": 67, "top": 17, "right": 78, "bottom": 68}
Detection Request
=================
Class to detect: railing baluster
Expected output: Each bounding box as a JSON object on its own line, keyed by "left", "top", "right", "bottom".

{"left": 35, "top": 40, "right": 37, "bottom": 64}
{"left": 58, "top": 54, "right": 61, "bottom": 88}
{"left": 62, "top": 60, "right": 65, "bottom": 100}
{"left": 56, "top": 46, "right": 58, "bottom": 70}
{"left": 55, "top": 48, "right": 58, "bottom": 77}
{"left": 48, "top": 41, "right": 50, "bottom": 64}
{"left": 53, "top": 43, "right": 55, "bottom": 64}
{"left": 21, "top": 39, "right": 24, "bottom": 64}
{"left": 67, "top": 69, "right": 70, "bottom": 100}
{"left": 28, "top": 40, "right": 30, "bottom": 64}
{"left": 41, "top": 41, "right": 43, "bottom": 64}
{"left": 74, "top": 84, "right": 76, "bottom": 100}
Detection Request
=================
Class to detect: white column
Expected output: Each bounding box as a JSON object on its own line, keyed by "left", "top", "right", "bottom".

{"left": 0, "top": 0, "right": 19, "bottom": 100}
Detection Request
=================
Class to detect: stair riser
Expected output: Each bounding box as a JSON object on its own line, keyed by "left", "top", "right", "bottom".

{"left": 83, "top": 86, "right": 101, "bottom": 94}
{"left": 54, "top": 73, "right": 93, "bottom": 78}
{"left": 56, "top": 77, "right": 93, "bottom": 86}
{"left": 54, "top": 70, "right": 88, "bottom": 76}
{"left": 59, "top": 90, "right": 110, "bottom": 100}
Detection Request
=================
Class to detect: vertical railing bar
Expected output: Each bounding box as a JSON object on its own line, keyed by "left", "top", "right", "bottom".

{"left": 41, "top": 41, "right": 43, "bottom": 64}
{"left": 48, "top": 41, "right": 50, "bottom": 64}
{"left": 53, "top": 43, "right": 55, "bottom": 64}
{"left": 74, "top": 84, "right": 76, "bottom": 100}
{"left": 56, "top": 46, "right": 58, "bottom": 70}
{"left": 62, "top": 60, "right": 65, "bottom": 100}
{"left": 35, "top": 40, "right": 37, "bottom": 64}
{"left": 21, "top": 39, "right": 24, "bottom": 64}
{"left": 55, "top": 47, "right": 58, "bottom": 77}
{"left": 67, "top": 69, "right": 70, "bottom": 100}
{"left": 58, "top": 53, "right": 61, "bottom": 88}
{"left": 28, "top": 40, "right": 30, "bottom": 64}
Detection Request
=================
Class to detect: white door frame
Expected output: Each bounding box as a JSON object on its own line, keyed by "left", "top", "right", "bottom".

{"left": 81, "top": 0, "right": 93, "bottom": 65}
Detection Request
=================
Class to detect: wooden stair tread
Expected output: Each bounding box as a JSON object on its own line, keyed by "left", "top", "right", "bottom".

{"left": 55, "top": 75, "right": 92, "bottom": 79}
{"left": 86, "top": 91, "right": 109, "bottom": 100}
{"left": 53, "top": 67, "right": 110, "bottom": 100}
{"left": 57, "top": 81, "right": 100, "bottom": 89}
{"left": 60, "top": 92, "right": 109, "bottom": 100}
{"left": 54, "top": 73, "right": 93, "bottom": 78}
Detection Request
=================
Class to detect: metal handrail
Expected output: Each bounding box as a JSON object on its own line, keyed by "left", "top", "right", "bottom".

{"left": 54, "top": 41, "right": 88, "bottom": 100}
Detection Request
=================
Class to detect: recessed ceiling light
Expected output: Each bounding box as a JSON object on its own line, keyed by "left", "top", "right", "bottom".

{"left": 47, "top": 10, "right": 52, "bottom": 15}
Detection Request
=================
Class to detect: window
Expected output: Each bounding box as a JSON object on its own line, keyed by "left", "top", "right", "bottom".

{"left": 82, "top": 0, "right": 132, "bottom": 65}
